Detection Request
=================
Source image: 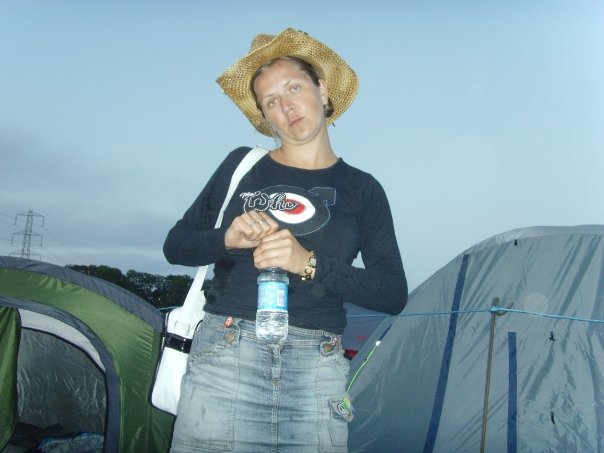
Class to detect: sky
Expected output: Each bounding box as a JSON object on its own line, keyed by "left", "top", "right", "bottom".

{"left": 1, "top": 0, "right": 603, "bottom": 292}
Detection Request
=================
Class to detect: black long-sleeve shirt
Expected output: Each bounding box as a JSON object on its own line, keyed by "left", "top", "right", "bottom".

{"left": 164, "top": 146, "right": 407, "bottom": 334}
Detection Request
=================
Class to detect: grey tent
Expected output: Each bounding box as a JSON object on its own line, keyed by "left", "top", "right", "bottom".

{"left": 0, "top": 256, "right": 174, "bottom": 452}
{"left": 348, "top": 225, "right": 604, "bottom": 453}
{"left": 342, "top": 303, "right": 388, "bottom": 359}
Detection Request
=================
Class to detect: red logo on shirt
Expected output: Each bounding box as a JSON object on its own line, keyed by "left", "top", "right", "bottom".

{"left": 240, "top": 185, "right": 335, "bottom": 236}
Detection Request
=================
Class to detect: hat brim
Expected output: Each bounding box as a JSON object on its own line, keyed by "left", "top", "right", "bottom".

{"left": 216, "top": 28, "right": 358, "bottom": 136}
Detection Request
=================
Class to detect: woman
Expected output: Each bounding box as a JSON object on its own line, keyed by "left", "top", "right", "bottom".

{"left": 164, "top": 28, "right": 407, "bottom": 452}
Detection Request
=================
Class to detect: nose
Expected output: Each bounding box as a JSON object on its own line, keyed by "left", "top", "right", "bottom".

{"left": 281, "top": 97, "right": 295, "bottom": 114}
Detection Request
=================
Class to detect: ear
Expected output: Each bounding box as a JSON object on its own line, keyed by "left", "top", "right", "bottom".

{"left": 318, "top": 79, "right": 329, "bottom": 105}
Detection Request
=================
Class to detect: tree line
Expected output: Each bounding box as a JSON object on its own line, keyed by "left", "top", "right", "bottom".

{"left": 66, "top": 264, "right": 205, "bottom": 309}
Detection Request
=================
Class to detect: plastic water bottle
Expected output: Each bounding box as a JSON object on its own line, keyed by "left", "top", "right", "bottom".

{"left": 256, "top": 267, "right": 289, "bottom": 343}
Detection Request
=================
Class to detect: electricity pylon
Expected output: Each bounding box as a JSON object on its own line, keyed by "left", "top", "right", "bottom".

{"left": 11, "top": 209, "right": 44, "bottom": 260}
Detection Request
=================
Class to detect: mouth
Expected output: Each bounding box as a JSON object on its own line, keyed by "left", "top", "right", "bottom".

{"left": 288, "top": 116, "right": 303, "bottom": 126}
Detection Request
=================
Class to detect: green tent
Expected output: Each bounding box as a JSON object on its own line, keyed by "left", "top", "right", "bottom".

{"left": 0, "top": 256, "right": 174, "bottom": 452}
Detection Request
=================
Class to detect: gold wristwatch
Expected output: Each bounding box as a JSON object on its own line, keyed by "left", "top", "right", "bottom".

{"left": 301, "top": 250, "right": 316, "bottom": 281}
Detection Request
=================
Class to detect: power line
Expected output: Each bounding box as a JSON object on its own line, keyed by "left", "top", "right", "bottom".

{"left": 39, "top": 242, "right": 75, "bottom": 267}
{"left": 41, "top": 224, "right": 91, "bottom": 266}
{"left": 0, "top": 212, "right": 17, "bottom": 226}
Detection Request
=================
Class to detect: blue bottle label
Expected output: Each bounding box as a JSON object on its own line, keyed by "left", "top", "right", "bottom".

{"left": 258, "top": 281, "right": 288, "bottom": 311}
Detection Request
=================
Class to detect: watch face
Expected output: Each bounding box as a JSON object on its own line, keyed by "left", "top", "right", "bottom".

{"left": 309, "top": 256, "right": 317, "bottom": 267}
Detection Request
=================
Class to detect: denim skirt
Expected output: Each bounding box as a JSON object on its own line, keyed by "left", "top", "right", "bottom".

{"left": 170, "top": 312, "right": 353, "bottom": 453}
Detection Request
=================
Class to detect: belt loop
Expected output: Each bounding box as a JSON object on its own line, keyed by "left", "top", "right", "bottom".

{"left": 223, "top": 315, "right": 244, "bottom": 328}
{"left": 329, "top": 335, "right": 342, "bottom": 346}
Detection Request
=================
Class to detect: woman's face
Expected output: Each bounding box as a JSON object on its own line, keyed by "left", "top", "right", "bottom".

{"left": 253, "top": 59, "right": 329, "bottom": 145}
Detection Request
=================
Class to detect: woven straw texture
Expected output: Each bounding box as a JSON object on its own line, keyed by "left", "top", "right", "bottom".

{"left": 216, "top": 28, "right": 358, "bottom": 136}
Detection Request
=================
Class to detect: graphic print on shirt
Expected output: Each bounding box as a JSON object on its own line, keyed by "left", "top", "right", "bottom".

{"left": 240, "top": 185, "right": 336, "bottom": 236}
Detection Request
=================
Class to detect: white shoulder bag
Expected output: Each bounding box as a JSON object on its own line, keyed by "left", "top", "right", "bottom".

{"left": 151, "top": 146, "right": 268, "bottom": 415}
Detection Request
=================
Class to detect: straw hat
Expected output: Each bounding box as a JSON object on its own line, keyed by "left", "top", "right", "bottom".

{"left": 216, "top": 28, "right": 358, "bottom": 136}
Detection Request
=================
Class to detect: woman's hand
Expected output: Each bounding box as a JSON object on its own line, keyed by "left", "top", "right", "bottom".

{"left": 224, "top": 211, "right": 279, "bottom": 250}
{"left": 253, "top": 229, "right": 310, "bottom": 276}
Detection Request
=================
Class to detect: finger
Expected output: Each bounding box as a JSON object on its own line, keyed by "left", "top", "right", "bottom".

{"left": 250, "top": 213, "right": 268, "bottom": 227}
{"left": 225, "top": 221, "right": 257, "bottom": 250}
{"left": 249, "top": 212, "right": 274, "bottom": 229}
{"left": 259, "top": 213, "right": 279, "bottom": 229}
{"left": 259, "top": 228, "right": 293, "bottom": 245}
{"left": 253, "top": 247, "right": 285, "bottom": 270}
{"left": 235, "top": 214, "right": 254, "bottom": 228}
{"left": 243, "top": 213, "right": 264, "bottom": 231}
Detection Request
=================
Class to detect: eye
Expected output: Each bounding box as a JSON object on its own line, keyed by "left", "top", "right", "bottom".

{"left": 266, "top": 98, "right": 279, "bottom": 109}
{"left": 290, "top": 84, "right": 301, "bottom": 93}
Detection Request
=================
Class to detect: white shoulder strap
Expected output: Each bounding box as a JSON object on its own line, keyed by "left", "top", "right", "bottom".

{"left": 214, "top": 146, "right": 269, "bottom": 228}
{"left": 181, "top": 146, "right": 269, "bottom": 315}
